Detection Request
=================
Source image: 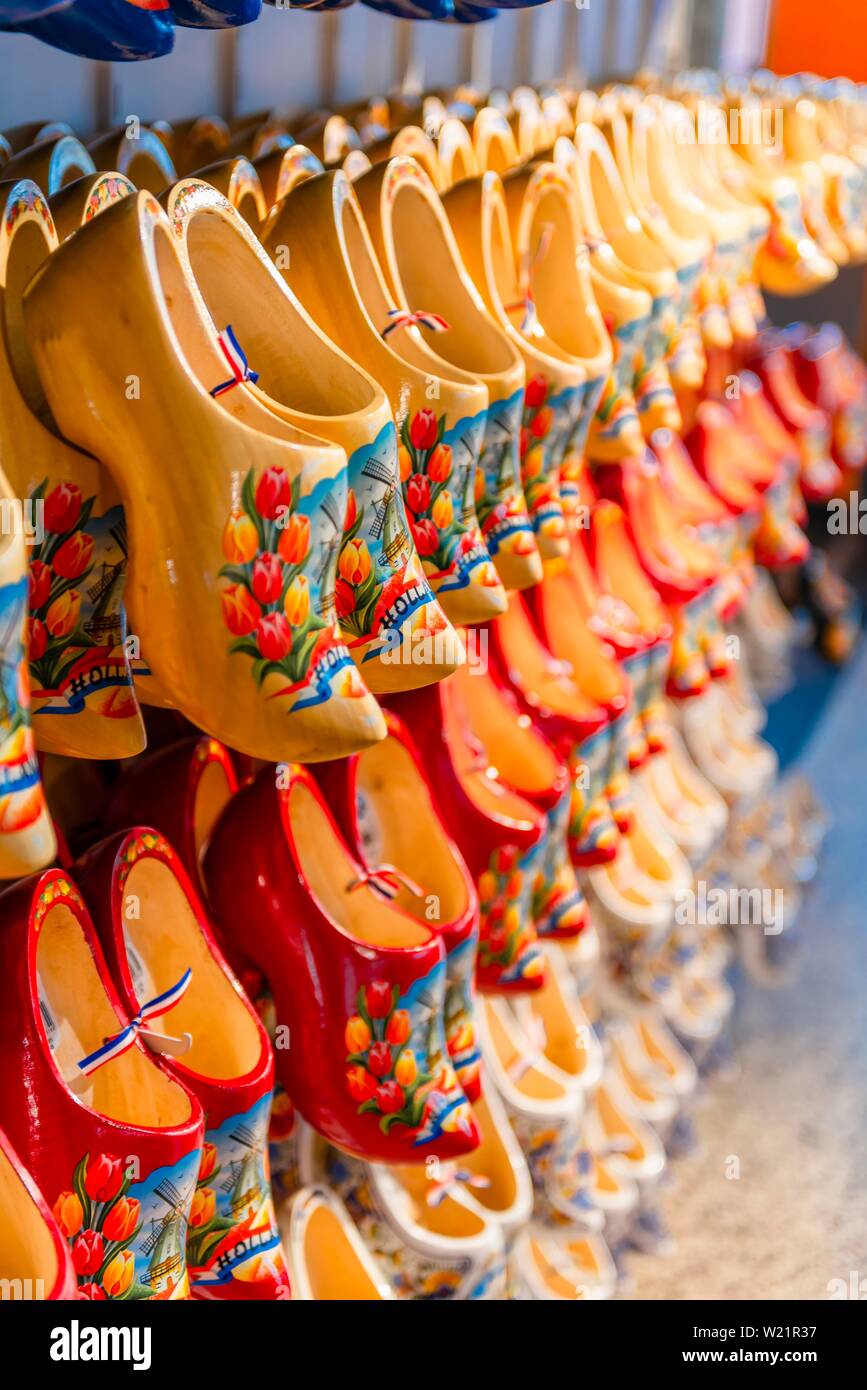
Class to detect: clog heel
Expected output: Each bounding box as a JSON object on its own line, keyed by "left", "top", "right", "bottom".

{"left": 0, "top": 1126, "right": 76, "bottom": 1300}
{"left": 1, "top": 134, "right": 96, "bottom": 196}
{"left": 262, "top": 168, "right": 507, "bottom": 625}
{"left": 297, "top": 1120, "right": 507, "bottom": 1300}
{"left": 74, "top": 827, "right": 291, "bottom": 1299}
{"left": 0, "top": 869, "right": 204, "bottom": 1300}
{"left": 164, "top": 177, "right": 461, "bottom": 691}
{"left": 48, "top": 169, "right": 136, "bottom": 242}
{"left": 352, "top": 156, "right": 543, "bottom": 591}
{"left": 0, "top": 463, "right": 56, "bottom": 877}
{"left": 204, "top": 762, "right": 480, "bottom": 1163}
{"left": 512, "top": 1226, "right": 617, "bottom": 1300}
{"left": 22, "top": 190, "right": 386, "bottom": 761}
{"left": 443, "top": 167, "right": 587, "bottom": 558}
{"left": 0, "top": 179, "right": 144, "bottom": 758}
{"left": 313, "top": 709, "right": 483, "bottom": 1102}
{"left": 282, "top": 1185, "right": 394, "bottom": 1300}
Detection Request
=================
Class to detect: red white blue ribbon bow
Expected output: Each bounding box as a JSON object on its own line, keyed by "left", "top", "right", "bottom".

{"left": 76, "top": 968, "right": 193, "bottom": 1078}
{"left": 426, "top": 1163, "right": 492, "bottom": 1208}
{"left": 505, "top": 223, "right": 554, "bottom": 335}
{"left": 210, "top": 325, "right": 260, "bottom": 397}
{"left": 381, "top": 308, "right": 450, "bottom": 339}
{"left": 346, "top": 863, "right": 426, "bottom": 902}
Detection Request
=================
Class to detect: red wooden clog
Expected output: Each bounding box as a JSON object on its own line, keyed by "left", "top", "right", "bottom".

{"left": 74, "top": 827, "right": 291, "bottom": 1299}
{"left": 388, "top": 682, "right": 548, "bottom": 993}
{"left": 204, "top": 764, "right": 480, "bottom": 1162}
{"left": 0, "top": 869, "right": 204, "bottom": 1300}
{"left": 314, "top": 710, "right": 483, "bottom": 1102}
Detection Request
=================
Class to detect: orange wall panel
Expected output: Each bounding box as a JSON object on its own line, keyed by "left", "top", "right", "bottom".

{"left": 767, "top": 0, "right": 867, "bottom": 81}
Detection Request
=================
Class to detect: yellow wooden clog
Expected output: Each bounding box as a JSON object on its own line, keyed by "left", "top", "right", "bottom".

{"left": 263, "top": 169, "right": 506, "bottom": 625}
{"left": 353, "top": 156, "right": 542, "bottom": 592}
{"left": 444, "top": 168, "right": 587, "bottom": 558}
{"left": 2, "top": 135, "right": 95, "bottom": 197}
{"left": 190, "top": 157, "right": 266, "bottom": 230}
{"left": 163, "top": 177, "right": 462, "bottom": 691}
{"left": 48, "top": 170, "right": 135, "bottom": 242}
{"left": 0, "top": 179, "right": 145, "bottom": 758}
{"left": 87, "top": 127, "right": 177, "bottom": 196}
{"left": 22, "top": 190, "right": 386, "bottom": 762}
{"left": 497, "top": 162, "right": 613, "bottom": 532}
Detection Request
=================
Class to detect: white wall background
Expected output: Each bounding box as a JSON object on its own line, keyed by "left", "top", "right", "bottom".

{"left": 0, "top": 0, "right": 772, "bottom": 136}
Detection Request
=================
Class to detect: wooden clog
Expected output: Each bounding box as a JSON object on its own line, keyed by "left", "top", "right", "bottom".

{"left": 48, "top": 169, "right": 135, "bottom": 241}
{"left": 191, "top": 156, "right": 267, "bottom": 229}
{"left": 0, "top": 179, "right": 145, "bottom": 758}
{"left": 444, "top": 169, "right": 587, "bottom": 558}
{"left": 353, "top": 157, "right": 542, "bottom": 591}
{"left": 22, "top": 190, "right": 386, "bottom": 761}
{"left": 263, "top": 169, "right": 506, "bottom": 625}
{"left": 2, "top": 134, "right": 95, "bottom": 195}
{"left": 164, "top": 177, "right": 462, "bottom": 690}
{"left": 87, "top": 127, "right": 177, "bottom": 196}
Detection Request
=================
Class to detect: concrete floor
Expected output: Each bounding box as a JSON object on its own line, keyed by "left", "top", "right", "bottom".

{"left": 625, "top": 645, "right": 867, "bottom": 1301}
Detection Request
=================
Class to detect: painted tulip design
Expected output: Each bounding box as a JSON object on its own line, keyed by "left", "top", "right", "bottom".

{"left": 52, "top": 1190, "right": 84, "bottom": 1239}
{"left": 219, "top": 466, "right": 343, "bottom": 698}
{"left": 343, "top": 980, "right": 455, "bottom": 1140}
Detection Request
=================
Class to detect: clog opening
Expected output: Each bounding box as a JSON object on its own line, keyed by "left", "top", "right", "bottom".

{"left": 449, "top": 663, "right": 560, "bottom": 796}
{"left": 122, "top": 855, "right": 262, "bottom": 1081}
{"left": 288, "top": 779, "right": 433, "bottom": 949}
{"left": 182, "top": 209, "right": 377, "bottom": 415}
{"left": 483, "top": 1001, "right": 568, "bottom": 1101}
{"left": 0, "top": 1145, "right": 59, "bottom": 1291}
{"left": 389, "top": 1166, "right": 487, "bottom": 1238}
{"left": 354, "top": 736, "right": 469, "bottom": 924}
{"left": 525, "top": 189, "right": 610, "bottom": 362}
{"left": 439, "top": 681, "right": 542, "bottom": 827}
{"left": 389, "top": 128, "right": 441, "bottom": 188}
{"left": 586, "top": 144, "right": 671, "bottom": 273}
{"left": 497, "top": 595, "right": 600, "bottom": 720}
{"left": 592, "top": 505, "right": 669, "bottom": 632}
{"left": 339, "top": 196, "right": 436, "bottom": 373}
{"left": 452, "top": 1096, "right": 518, "bottom": 1213}
{"left": 596, "top": 1089, "right": 645, "bottom": 1162}
{"left": 540, "top": 568, "right": 626, "bottom": 704}
{"left": 36, "top": 902, "right": 193, "bottom": 1126}
{"left": 389, "top": 181, "right": 515, "bottom": 375}
{"left": 637, "top": 1021, "right": 678, "bottom": 1077}
{"left": 486, "top": 195, "right": 523, "bottom": 314}
{"left": 612, "top": 1046, "right": 659, "bottom": 1106}
{"left": 530, "top": 1238, "right": 590, "bottom": 1298}
{"left": 303, "top": 1201, "right": 383, "bottom": 1299}
{"left": 3, "top": 210, "right": 54, "bottom": 418}
{"left": 527, "top": 973, "right": 590, "bottom": 1077}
